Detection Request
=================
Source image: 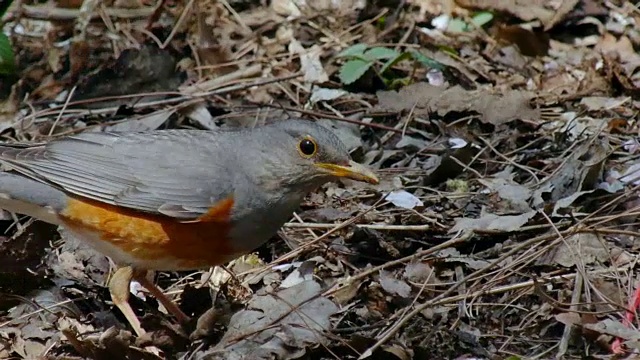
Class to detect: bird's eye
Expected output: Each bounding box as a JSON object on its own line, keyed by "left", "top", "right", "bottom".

{"left": 298, "top": 138, "right": 317, "bottom": 157}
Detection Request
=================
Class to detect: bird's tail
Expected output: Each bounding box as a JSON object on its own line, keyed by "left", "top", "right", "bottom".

{"left": 0, "top": 171, "right": 67, "bottom": 225}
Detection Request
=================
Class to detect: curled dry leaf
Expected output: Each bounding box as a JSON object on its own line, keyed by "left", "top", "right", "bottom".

{"left": 201, "top": 280, "right": 338, "bottom": 360}
{"left": 551, "top": 190, "right": 594, "bottom": 217}
{"left": 531, "top": 139, "right": 609, "bottom": 208}
{"left": 436, "top": 248, "right": 491, "bottom": 270}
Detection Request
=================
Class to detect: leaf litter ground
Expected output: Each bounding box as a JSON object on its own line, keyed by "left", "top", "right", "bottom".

{"left": 0, "top": 0, "right": 640, "bottom": 359}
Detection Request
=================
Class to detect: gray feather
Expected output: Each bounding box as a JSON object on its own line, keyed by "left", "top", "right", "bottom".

{"left": 0, "top": 120, "right": 351, "bottom": 233}
{"left": 0, "top": 172, "right": 66, "bottom": 224}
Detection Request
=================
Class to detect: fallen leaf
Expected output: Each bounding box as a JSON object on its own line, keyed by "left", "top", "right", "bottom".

{"left": 435, "top": 248, "right": 492, "bottom": 270}
{"left": 531, "top": 140, "right": 609, "bottom": 208}
{"left": 620, "top": 163, "right": 640, "bottom": 185}
{"left": 204, "top": 280, "right": 339, "bottom": 359}
{"left": 538, "top": 232, "right": 609, "bottom": 267}
{"left": 376, "top": 82, "right": 540, "bottom": 126}
{"left": 555, "top": 312, "right": 582, "bottom": 326}
{"left": 290, "top": 41, "right": 328, "bottom": 84}
{"left": 309, "top": 88, "right": 348, "bottom": 103}
{"left": 182, "top": 103, "right": 218, "bottom": 130}
{"left": 551, "top": 190, "right": 594, "bottom": 217}
{"left": 379, "top": 270, "right": 412, "bottom": 298}
{"left": 450, "top": 210, "right": 537, "bottom": 233}
{"left": 385, "top": 190, "right": 424, "bottom": 209}
{"left": 403, "top": 261, "right": 436, "bottom": 284}
{"left": 105, "top": 108, "right": 176, "bottom": 132}
{"left": 280, "top": 260, "right": 315, "bottom": 288}
{"left": 584, "top": 319, "right": 640, "bottom": 341}
{"left": 478, "top": 177, "right": 532, "bottom": 213}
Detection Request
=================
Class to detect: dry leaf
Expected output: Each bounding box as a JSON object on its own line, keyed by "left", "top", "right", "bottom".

{"left": 376, "top": 83, "right": 540, "bottom": 126}
{"left": 450, "top": 210, "right": 536, "bottom": 233}
{"left": 539, "top": 232, "right": 609, "bottom": 267}
{"left": 379, "top": 270, "right": 412, "bottom": 298}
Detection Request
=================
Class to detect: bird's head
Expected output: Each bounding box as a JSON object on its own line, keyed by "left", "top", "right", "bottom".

{"left": 252, "top": 120, "right": 379, "bottom": 192}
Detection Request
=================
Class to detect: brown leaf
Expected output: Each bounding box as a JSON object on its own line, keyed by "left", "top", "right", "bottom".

{"left": 379, "top": 270, "right": 412, "bottom": 298}
{"left": 538, "top": 233, "right": 610, "bottom": 267}
{"left": 450, "top": 209, "right": 536, "bottom": 233}
{"left": 494, "top": 25, "right": 550, "bottom": 57}
{"left": 376, "top": 82, "right": 540, "bottom": 126}
{"left": 204, "top": 280, "right": 338, "bottom": 359}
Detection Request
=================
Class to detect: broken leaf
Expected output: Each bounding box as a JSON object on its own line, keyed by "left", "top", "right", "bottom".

{"left": 450, "top": 210, "right": 537, "bottom": 233}
{"left": 379, "top": 270, "right": 411, "bottom": 298}
{"left": 385, "top": 190, "right": 423, "bottom": 209}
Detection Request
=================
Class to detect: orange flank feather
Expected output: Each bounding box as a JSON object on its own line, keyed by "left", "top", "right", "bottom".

{"left": 59, "top": 197, "right": 239, "bottom": 269}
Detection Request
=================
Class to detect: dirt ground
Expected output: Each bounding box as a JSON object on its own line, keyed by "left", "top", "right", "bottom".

{"left": 1, "top": 0, "right": 640, "bottom": 359}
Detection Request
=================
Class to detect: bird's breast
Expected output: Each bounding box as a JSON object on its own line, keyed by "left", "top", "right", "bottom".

{"left": 227, "top": 189, "right": 307, "bottom": 253}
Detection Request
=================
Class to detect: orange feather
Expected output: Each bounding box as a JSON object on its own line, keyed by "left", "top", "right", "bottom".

{"left": 59, "top": 197, "right": 238, "bottom": 269}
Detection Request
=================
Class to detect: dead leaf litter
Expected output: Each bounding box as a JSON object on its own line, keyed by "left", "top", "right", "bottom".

{"left": 0, "top": 0, "right": 640, "bottom": 359}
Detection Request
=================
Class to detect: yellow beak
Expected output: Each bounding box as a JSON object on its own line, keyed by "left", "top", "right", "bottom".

{"left": 315, "top": 160, "right": 379, "bottom": 184}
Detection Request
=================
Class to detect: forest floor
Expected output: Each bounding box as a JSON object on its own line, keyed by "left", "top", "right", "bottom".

{"left": 1, "top": 0, "right": 640, "bottom": 359}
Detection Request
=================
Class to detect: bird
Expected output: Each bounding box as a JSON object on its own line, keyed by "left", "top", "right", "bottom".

{"left": 0, "top": 119, "right": 379, "bottom": 336}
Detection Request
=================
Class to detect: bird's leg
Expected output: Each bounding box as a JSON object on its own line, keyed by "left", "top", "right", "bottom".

{"left": 109, "top": 265, "right": 146, "bottom": 336}
{"left": 132, "top": 270, "right": 191, "bottom": 325}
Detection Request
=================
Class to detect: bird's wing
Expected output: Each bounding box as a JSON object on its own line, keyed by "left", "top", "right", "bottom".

{"left": 0, "top": 130, "right": 238, "bottom": 220}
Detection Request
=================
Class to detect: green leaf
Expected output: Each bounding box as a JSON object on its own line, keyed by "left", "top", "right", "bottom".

{"left": 339, "top": 59, "right": 372, "bottom": 85}
{"left": 385, "top": 77, "right": 411, "bottom": 90}
{"left": 447, "top": 18, "right": 468, "bottom": 33}
{"left": 363, "top": 47, "right": 401, "bottom": 61}
{"left": 380, "top": 51, "right": 412, "bottom": 74}
{"left": 410, "top": 50, "right": 444, "bottom": 70}
{"left": 471, "top": 11, "right": 493, "bottom": 27}
{"left": 336, "top": 44, "right": 368, "bottom": 58}
{"left": 437, "top": 45, "right": 458, "bottom": 56}
{"left": 0, "top": 33, "right": 15, "bottom": 75}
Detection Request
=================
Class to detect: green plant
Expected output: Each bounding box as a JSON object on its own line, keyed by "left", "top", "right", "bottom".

{"left": 0, "top": 33, "right": 15, "bottom": 75}
{"left": 335, "top": 44, "right": 443, "bottom": 87}
{"left": 446, "top": 11, "right": 494, "bottom": 32}
{"left": 0, "top": 0, "right": 15, "bottom": 76}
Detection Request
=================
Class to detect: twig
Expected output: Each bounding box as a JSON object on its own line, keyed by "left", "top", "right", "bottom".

{"left": 161, "top": 0, "right": 195, "bottom": 49}
{"left": 283, "top": 222, "right": 430, "bottom": 231}
{"left": 181, "top": 64, "right": 263, "bottom": 94}
{"left": 19, "top": 4, "right": 155, "bottom": 20}
{"left": 357, "top": 226, "right": 562, "bottom": 359}
{"left": 323, "top": 231, "right": 471, "bottom": 298}
{"left": 359, "top": 257, "right": 634, "bottom": 359}
{"left": 48, "top": 86, "right": 76, "bottom": 136}
{"left": 252, "top": 104, "right": 409, "bottom": 134}
{"left": 238, "top": 197, "right": 388, "bottom": 280}
{"left": 19, "top": 73, "right": 302, "bottom": 126}
{"left": 557, "top": 270, "right": 583, "bottom": 358}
